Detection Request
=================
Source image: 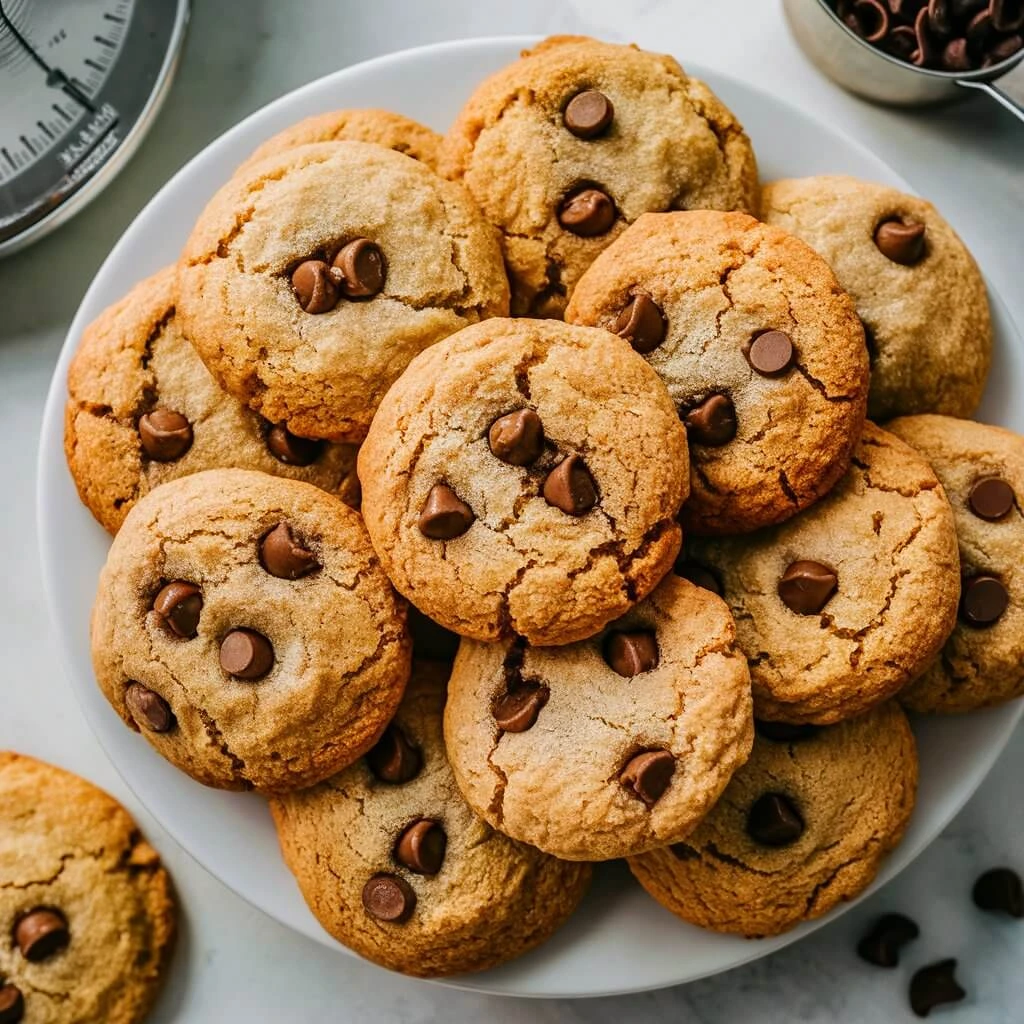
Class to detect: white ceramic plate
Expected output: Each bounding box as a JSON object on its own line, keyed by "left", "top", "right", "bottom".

{"left": 37, "top": 36, "right": 1023, "bottom": 999}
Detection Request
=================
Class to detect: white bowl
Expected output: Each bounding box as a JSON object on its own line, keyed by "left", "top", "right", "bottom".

{"left": 37, "top": 35, "right": 1023, "bottom": 999}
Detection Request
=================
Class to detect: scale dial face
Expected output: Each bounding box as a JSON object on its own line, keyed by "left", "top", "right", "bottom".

{"left": 0, "top": 0, "right": 187, "bottom": 255}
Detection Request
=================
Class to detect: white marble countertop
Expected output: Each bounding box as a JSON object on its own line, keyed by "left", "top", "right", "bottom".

{"left": 1, "top": 1, "right": 1021, "bottom": 1020}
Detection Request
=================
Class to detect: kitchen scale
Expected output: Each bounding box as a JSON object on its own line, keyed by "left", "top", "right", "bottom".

{"left": 0, "top": 0, "right": 189, "bottom": 257}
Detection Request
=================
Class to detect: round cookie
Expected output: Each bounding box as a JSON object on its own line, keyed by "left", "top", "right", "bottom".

{"left": 91, "top": 468, "right": 411, "bottom": 792}
{"left": 177, "top": 141, "right": 509, "bottom": 443}
{"left": 0, "top": 752, "right": 175, "bottom": 1023}
{"left": 357, "top": 317, "right": 690, "bottom": 646}
{"left": 684, "top": 422, "right": 961, "bottom": 724}
{"left": 65, "top": 266, "right": 360, "bottom": 535}
{"left": 439, "top": 35, "right": 758, "bottom": 317}
{"left": 566, "top": 210, "right": 870, "bottom": 535}
{"left": 627, "top": 701, "right": 917, "bottom": 938}
{"left": 270, "top": 660, "right": 591, "bottom": 977}
{"left": 887, "top": 415, "right": 1024, "bottom": 713}
{"left": 237, "top": 108, "right": 442, "bottom": 175}
{"left": 761, "top": 175, "right": 991, "bottom": 420}
{"left": 442, "top": 574, "right": 754, "bottom": 861}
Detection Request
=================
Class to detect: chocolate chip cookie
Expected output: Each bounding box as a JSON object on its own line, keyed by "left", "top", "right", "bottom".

{"left": 887, "top": 415, "right": 1024, "bottom": 713}
{"left": 628, "top": 701, "right": 917, "bottom": 938}
{"left": 0, "top": 752, "right": 175, "bottom": 1023}
{"left": 440, "top": 35, "right": 758, "bottom": 317}
{"left": 442, "top": 574, "right": 754, "bottom": 861}
{"left": 177, "top": 141, "right": 510, "bottom": 443}
{"left": 685, "top": 422, "right": 960, "bottom": 723}
{"left": 65, "top": 266, "right": 360, "bottom": 534}
{"left": 761, "top": 175, "right": 992, "bottom": 420}
{"left": 566, "top": 210, "right": 870, "bottom": 535}
{"left": 91, "top": 469, "right": 411, "bottom": 792}
{"left": 357, "top": 317, "right": 690, "bottom": 647}
{"left": 271, "top": 660, "right": 590, "bottom": 977}
{"left": 237, "top": 108, "right": 442, "bottom": 175}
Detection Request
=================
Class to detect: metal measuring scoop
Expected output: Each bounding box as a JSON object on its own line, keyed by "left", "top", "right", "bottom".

{"left": 784, "top": 0, "right": 1024, "bottom": 122}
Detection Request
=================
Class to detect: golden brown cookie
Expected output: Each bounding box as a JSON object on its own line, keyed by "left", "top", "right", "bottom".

{"left": 566, "top": 210, "right": 870, "bottom": 535}
{"left": 271, "top": 661, "right": 591, "bottom": 977}
{"left": 684, "top": 423, "right": 960, "bottom": 723}
{"left": 357, "top": 317, "right": 689, "bottom": 646}
{"left": 443, "top": 574, "right": 753, "bottom": 861}
{"left": 0, "top": 753, "right": 175, "bottom": 1023}
{"left": 177, "top": 141, "right": 509, "bottom": 443}
{"left": 65, "top": 267, "right": 360, "bottom": 534}
{"left": 761, "top": 176, "right": 991, "bottom": 420}
{"left": 440, "top": 35, "right": 758, "bottom": 317}
{"left": 237, "top": 108, "right": 442, "bottom": 175}
{"left": 888, "top": 415, "right": 1024, "bottom": 713}
{"left": 628, "top": 702, "right": 917, "bottom": 938}
{"left": 91, "top": 469, "right": 411, "bottom": 793}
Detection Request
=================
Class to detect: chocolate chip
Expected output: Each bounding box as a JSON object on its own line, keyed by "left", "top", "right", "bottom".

{"left": 960, "top": 574, "right": 1009, "bottom": 626}
{"left": 992, "top": 0, "right": 1024, "bottom": 31}
{"left": 746, "top": 793, "right": 804, "bottom": 846}
{"left": 910, "top": 960, "right": 965, "bottom": 1018}
{"left": 563, "top": 89, "right": 614, "bottom": 138}
{"left": 875, "top": 219, "right": 926, "bottom": 265}
{"left": 674, "top": 560, "right": 723, "bottom": 596}
{"left": 857, "top": 913, "right": 920, "bottom": 967}
{"left": 488, "top": 409, "right": 544, "bottom": 466}
{"left": 125, "top": 683, "right": 175, "bottom": 733}
{"left": 754, "top": 720, "right": 821, "bottom": 742}
{"left": 291, "top": 259, "right": 339, "bottom": 313}
{"left": 558, "top": 187, "right": 616, "bottom": 237}
{"left": 745, "top": 330, "right": 795, "bottom": 377}
{"left": 394, "top": 819, "right": 447, "bottom": 875}
{"left": 408, "top": 606, "right": 460, "bottom": 663}
{"left": 973, "top": 867, "right": 1024, "bottom": 917}
{"left": 778, "top": 560, "right": 838, "bottom": 615}
{"left": 612, "top": 293, "right": 667, "bottom": 354}
{"left": 543, "top": 454, "right": 598, "bottom": 516}
{"left": 418, "top": 484, "right": 475, "bottom": 540}
{"left": 0, "top": 985, "right": 23, "bottom": 1024}
{"left": 260, "top": 523, "right": 320, "bottom": 579}
{"left": 332, "top": 238, "right": 386, "bottom": 298}
{"left": 683, "top": 394, "right": 737, "bottom": 447}
{"left": 15, "top": 909, "right": 69, "bottom": 962}
{"left": 968, "top": 476, "right": 1015, "bottom": 521}
{"left": 362, "top": 874, "right": 416, "bottom": 923}
{"left": 493, "top": 680, "right": 549, "bottom": 733}
{"left": 266, "top": 424, "right": 322, "bottom": 466}
{"left": 604, "top": 631, "right": 659, "bottom": 677}
{"left": 620, "top": 750, "right": 675, "bottom": 807}
{"left": 138, "top": 409, "right": 193, "bottom": 462}
{"left": 367, "top": 724, "right": 422, "bottom": 783}
{"left": 220, "top": 628, "right": 274, "bottom": 680}
{"left": 152, "top": 580, "right": 202, "bottom": 638}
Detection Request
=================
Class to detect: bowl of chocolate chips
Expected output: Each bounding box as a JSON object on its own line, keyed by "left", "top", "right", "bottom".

{"left": 783, "top": 0, "right": 1024, "bottom": 120}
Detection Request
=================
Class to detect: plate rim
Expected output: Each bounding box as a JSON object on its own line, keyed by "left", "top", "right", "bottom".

{"left": 35, "top": 33, "right": 1024, "bottom": 999}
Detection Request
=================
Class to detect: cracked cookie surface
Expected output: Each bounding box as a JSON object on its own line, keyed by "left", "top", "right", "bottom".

{"left": 566, "top": 210, "right": 870, "bottom": 535}
{"left": 65, "top": 266, "right": 360, "bottom": 535}
{"left": 888, "top": 415, "right": 1024, "bottom": 713}
{"left": 627, "top": 701, "right": 917, "bottom": 938}
{"left": 237, "top": 108, "right": 442, "bottom": 175}
{"left": 270, "top": 660, "right": 590, "bottom": 977}
{"left": 439, "top": 35, "right": 758, "bottom": 318}
{"left": 0, "top": 752, "right": 175, "bottom": 1023}
{"left": 442, "top": 574, "right": 754, "bottom": 861}
{"left": 90, "top": 469, "right": 411, "bottom": 792}
{"left": 685, "top": 423, "right": 960, "bottom": 723}
{"left": 761, "top": 175, "right": 991, "bottom": 421}
{"left": 177, "top": 141, "right": 510, "bottom": 442}
{"left": 357, "top": 317, "right": 689, "bottom": 646}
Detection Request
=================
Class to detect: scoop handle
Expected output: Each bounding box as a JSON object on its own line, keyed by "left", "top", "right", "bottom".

{"left": 958, "top": 62, "right": 1024, "bottom": 124}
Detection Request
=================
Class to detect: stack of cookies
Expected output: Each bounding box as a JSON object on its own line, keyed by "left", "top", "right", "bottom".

{"left": 64, "top": 35, "right": 1022, "bottom": 982}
